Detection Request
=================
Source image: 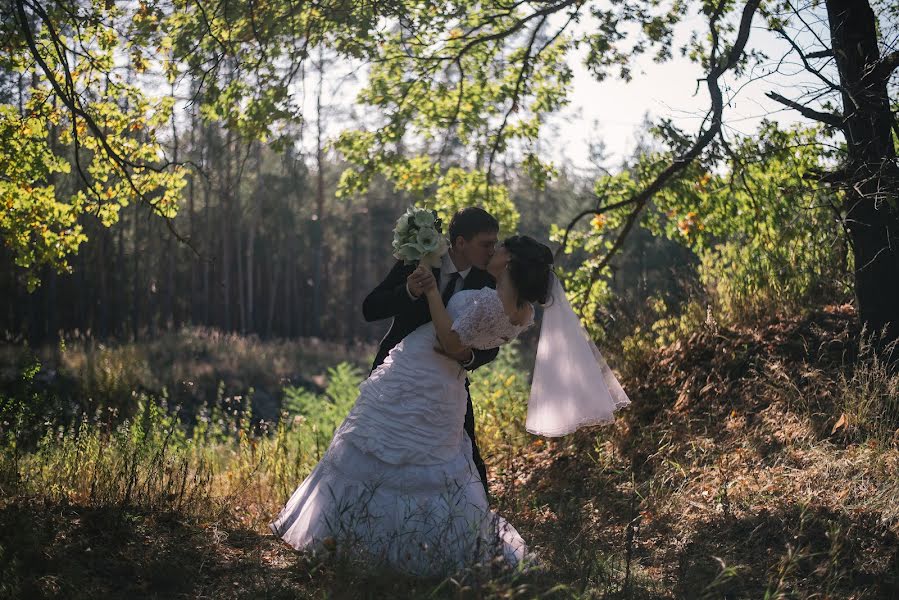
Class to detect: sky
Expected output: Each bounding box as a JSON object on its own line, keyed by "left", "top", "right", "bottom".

{"left": 543, "top": 13, "right": 830, "bottom": 173}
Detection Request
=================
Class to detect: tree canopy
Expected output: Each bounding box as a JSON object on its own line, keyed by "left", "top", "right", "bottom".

{"left": 3, "top": 0, "right": 898, "bottom": 352}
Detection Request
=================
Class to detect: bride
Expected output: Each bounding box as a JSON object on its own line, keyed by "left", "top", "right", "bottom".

{"left": 270, "top": 235, "right": 629, "bottom": 575}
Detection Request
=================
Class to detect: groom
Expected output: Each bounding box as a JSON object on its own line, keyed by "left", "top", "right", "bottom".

{"left": 362, "top": 207, "right": 500, "bottom": 498}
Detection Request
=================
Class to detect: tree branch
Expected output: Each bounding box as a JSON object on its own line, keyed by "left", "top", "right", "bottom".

{"left": 765, "top": 91, "right": 844, "bottom": 129}
{"left": 883, "top": 51, "right": 899, "bottom": 75}
{"left": 805, "top": 167, "right": 851, "bottom": 184}
{"left": 765, "top": 14, "right": 840, "bottom": 92}
{"left": 453, "top": 0, "right": 579, "bottom": 61}
{"left": 556, "top": 197, "right": 643, "bottom": 259}
{"left": 485, "top": 14, "right": 548, "bottom": 185}
{"left": 15, "top": 0, "right": 197, "bottom": 252}
{"left": 436, "top": 58, "right": 466, "bottom": 161}
{"left": 865, "top": 50, "right": 899, "bottom": 85}
{"left": 805, "top": 49, "right": 832, "bottom": 59}
{"left": 559, "top": 0, "right": 762, "bottom": 280}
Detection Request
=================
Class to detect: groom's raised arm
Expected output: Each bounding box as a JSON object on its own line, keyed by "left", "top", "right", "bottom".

{"left": 362, "top": 260, "right": 421, "bottom": 322}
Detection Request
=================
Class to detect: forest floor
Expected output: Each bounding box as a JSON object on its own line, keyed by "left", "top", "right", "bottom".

{"left": 2, "top": 304, "right": 898, "bottom": 598}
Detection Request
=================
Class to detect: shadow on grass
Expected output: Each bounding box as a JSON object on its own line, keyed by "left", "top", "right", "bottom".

{"left": 0, "top": 497, "right": 583, "bottom": 600}
{"left": 675, "top": 503, "right": 899, "bottom": 598}
{"left": 0, "top": 497, "right": 321, "bottom": 600}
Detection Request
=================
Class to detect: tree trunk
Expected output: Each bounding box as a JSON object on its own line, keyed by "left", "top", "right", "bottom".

{"left": 166, "top": 235, "right": 175, "bottom": 331}
{"left": 311, "top": 49, "right": 326, "bottom": 338}
{"left": 826, "top": 0, "right": 899, "bottom": 357}
{"left": 284, "top": 254, "right": 293, "bottom": 337}
{"left": 188, "top": 96, "right": 197, "bottom": 325}
{"left": 236, "top": 204, "right": 246, "bottom": 333}
{"left": 98, "top": 227, "right": 109, "bottom": 338}
{"left": 46, "top": 268, "right": 56, "bottom": 342}
{"left": 203, "top": 127, "right": 212, "bottom": 327}
{"left": 246, "top": 143, "right": 261, "bottom": 334}
{"left": 116, "top": 211, "right": 124, "bottom": 338}
{"left": 222, "top": 129, "right": 233, "bottom": 332}
{"left": 166, "top": 81, "right": 179, "bottom": 332}
{"left": 266, "top": 260, "right": 281, "bottom": 338}
{"left": 131, "top": 207, "right": 141, "bottom": 341}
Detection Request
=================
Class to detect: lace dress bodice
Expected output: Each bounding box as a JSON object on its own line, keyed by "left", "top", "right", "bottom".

{"left": 448, "top": 288, "right": 534, "bottom": 349}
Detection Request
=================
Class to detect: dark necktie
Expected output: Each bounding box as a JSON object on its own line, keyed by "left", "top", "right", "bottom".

{"left": 441, "top": 272, "right": 461, "bottom": 306}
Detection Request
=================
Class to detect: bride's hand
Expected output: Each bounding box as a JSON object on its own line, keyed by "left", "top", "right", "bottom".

{"left": 414, "top": 265, "right": 438, "bottom": 297}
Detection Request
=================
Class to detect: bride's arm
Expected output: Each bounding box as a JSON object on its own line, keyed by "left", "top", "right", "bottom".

{"left": 417, "top": 266, "right": 468, "bottom": 356}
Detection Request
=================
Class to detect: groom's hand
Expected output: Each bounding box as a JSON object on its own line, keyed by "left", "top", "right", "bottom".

{"left": 434, "top": 345, "right": 474, "bottom": 363}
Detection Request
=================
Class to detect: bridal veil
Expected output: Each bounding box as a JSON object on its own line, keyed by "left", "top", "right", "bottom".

{"left": 526, "top": 274, "right": 630, "bottom": 437}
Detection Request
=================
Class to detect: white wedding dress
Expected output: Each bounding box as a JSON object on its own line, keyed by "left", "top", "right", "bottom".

{"left": 270, "top": 288, "right": 534, "bottom": 575}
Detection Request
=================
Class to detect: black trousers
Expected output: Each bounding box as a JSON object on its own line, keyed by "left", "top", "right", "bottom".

{"left": 463, "top": 385, "right": 489, "bottom": 500}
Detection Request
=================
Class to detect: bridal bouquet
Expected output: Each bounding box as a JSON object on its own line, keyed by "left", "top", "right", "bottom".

{"left": 392, "top": 206, "right": 448, "bottom": 267}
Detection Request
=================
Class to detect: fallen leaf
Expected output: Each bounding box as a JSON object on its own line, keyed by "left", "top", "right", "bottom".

{"left": 831, "top": 413, "right": 848, "bottom": 435}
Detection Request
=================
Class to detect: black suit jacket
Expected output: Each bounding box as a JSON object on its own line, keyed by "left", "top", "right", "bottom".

{"left": 363, "top": 260, "right": 500, "bottom": 372}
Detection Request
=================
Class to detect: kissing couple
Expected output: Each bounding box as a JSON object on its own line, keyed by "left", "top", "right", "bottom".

{"left": 270, "top": 207, "right": 630, "bottom": 575}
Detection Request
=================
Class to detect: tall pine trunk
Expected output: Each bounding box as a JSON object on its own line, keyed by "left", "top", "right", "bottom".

{"left": 131, "top": 206, "right": 141, "bottom": 341}
{"left": 222, "top": 128, "right": 233, "bottom": 332}
{"left": 245, "top": 143, "right": 261, "bottom": 334}
{"left": 311, "top": 49, "right": 327, "bottom": 338}
{"left": 188, "top": 102, "right": 197, "bottom": 325}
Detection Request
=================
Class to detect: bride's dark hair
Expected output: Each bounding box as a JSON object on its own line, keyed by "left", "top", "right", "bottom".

{"left": 503, "top": 235, "right": 553, "bottom": 305}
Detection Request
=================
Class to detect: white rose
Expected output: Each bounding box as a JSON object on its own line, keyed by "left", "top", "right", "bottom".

{"left": 416, "top": 226, "right": 440, "bottom": 253}
{"left": 413, "top": 209, "right": 436, "bottom": 228}
{"left": 395, "top": 214, "right": 411, "bottom": 235}
{"left": 394, "top": 242, "right": 420, "bottom": 263}
{"left": 420, "top": 234, "right": 448, "bottom": 268}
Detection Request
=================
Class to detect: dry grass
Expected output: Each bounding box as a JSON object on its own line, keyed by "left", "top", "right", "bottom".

{"left": 0, "top": 327, "right": 376, "bottom": 423}
{"left": 2, "top": 306, "right": 899, "bottom": 598}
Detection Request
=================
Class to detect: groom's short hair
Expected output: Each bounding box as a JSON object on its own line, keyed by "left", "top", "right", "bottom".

{"left": 449, "top": 207, "right": 499, "bottom": 246}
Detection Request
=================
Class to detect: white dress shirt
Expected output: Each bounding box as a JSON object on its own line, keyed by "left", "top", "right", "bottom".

{"left": 438, "top": 252, "right": 471, "bottom": 297}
